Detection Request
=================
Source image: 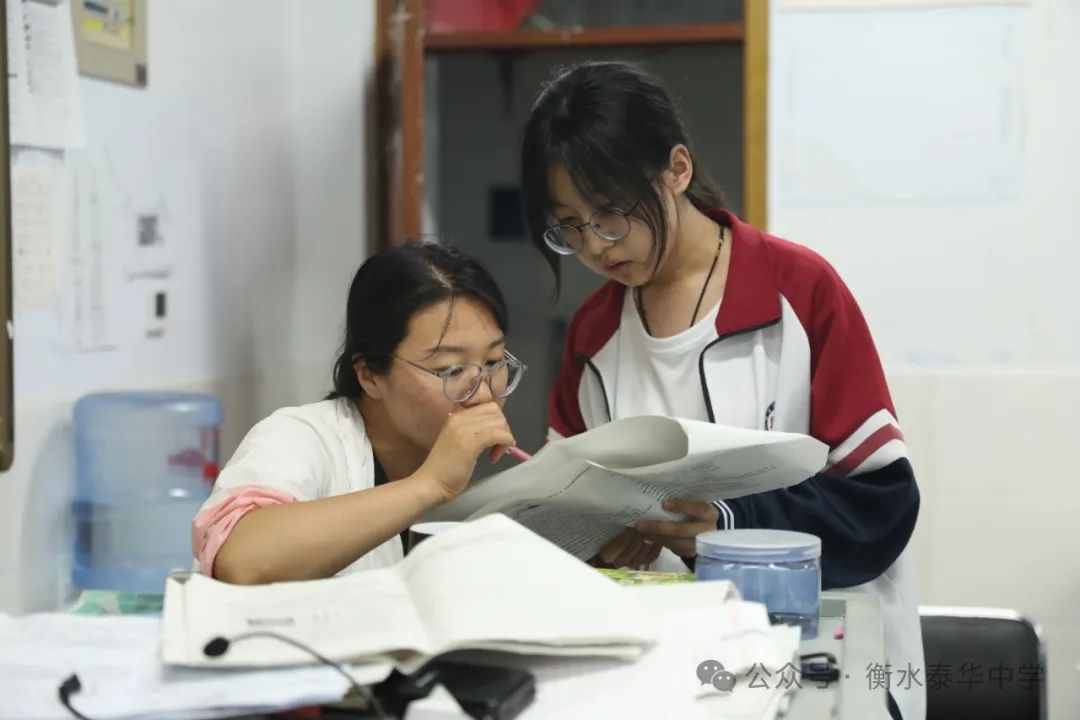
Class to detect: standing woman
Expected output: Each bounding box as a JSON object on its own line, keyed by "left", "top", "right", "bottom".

{"left": 520, "top": 61, "right": 922, "bottom": 720}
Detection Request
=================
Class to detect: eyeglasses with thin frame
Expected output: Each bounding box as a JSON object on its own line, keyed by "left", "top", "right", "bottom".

{"left": 393, "top": 350, "right": 527, "bottom": 403}
{"left": 542, "top": 195, "right": 645, "bottom": 256}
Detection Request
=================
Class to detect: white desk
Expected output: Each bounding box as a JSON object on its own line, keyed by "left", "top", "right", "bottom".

{"left": 785, "top": 591, "right": 889, "bottom": 719}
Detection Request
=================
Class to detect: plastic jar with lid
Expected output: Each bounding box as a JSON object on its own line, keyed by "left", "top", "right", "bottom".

{"left": 696, "top": 528, "right": 822, "bottom": 640}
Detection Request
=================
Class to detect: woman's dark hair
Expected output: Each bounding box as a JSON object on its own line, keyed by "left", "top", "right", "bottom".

{"left": 327, "top": 240, "right": 509, "bottom": 400}
{"left": 520, "top": 60, "right": 724, "bottom": 292}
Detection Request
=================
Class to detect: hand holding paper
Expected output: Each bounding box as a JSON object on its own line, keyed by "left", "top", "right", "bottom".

{"left": 634, "top": 498, "right": 721, "bottom": 558}
{"left": 424, "top": 416, "right": 828, "bottom": 560}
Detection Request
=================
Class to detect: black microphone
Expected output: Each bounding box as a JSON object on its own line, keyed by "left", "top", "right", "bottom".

{"left": 201, "top": 630, "right": 389, "bottom": 719}
{"left": 202, "top": 636, "right": 229, "bottom": 657}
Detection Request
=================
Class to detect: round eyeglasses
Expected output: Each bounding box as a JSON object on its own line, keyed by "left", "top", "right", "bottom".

{"left": 394, "top": 351, "right": 527, "bottom": 403}
{"left": 542, "top": 206, "right": 633, "bottom": 256}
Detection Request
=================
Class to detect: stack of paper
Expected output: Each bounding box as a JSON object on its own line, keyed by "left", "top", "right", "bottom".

{"left": 560, "top": 582, "right": 801, "bottom": 719}
{"left": 0, "top": 613, "right": 389, "bottom": 720}
{"left": 444, "top": 581, "right": 803, "bottom": 720}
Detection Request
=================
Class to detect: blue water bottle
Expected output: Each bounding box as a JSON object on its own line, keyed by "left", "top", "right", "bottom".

{"left": 72, "top": 391, "right": 223, "bottom": 593}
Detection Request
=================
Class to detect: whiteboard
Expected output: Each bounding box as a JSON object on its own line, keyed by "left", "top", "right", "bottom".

{"left": 768, "top": 2, "right": 1080, "bottom": 367}
{"left": 773, "top": 5, "right": 1026, "bottom": 206}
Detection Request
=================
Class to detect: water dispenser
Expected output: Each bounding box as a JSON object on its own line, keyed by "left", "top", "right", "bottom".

{"left": 72, "top": 391, "right": 223, "bottom": 593}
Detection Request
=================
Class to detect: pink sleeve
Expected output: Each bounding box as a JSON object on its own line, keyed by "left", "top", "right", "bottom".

{"left": 191, "top": 487, "right": 298, "bottom": 577}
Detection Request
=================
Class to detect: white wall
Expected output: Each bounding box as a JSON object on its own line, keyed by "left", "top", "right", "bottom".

{"left": 0, "top": 0, "right": 374, "bottom": 614}
{"left": 770, "top": 2, "right": 1080, "bottom": 718}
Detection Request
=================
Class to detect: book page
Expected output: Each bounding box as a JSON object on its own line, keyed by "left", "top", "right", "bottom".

{"left": 423, "top": 416, "right": 691, "bottom": 523}
{"left": 545, "top": 415, "right": 690, "bottom": 468}
{"left": 421, "top": 445, "right": 572, "bottom": 521}
{"left": 620, "top": 428, "right": 828, "bottom": 500}
{"left": 491, "top": 502, "right": 629, "bottom": 559}
{"left": 676, "top": 416, "right": 820, "bottom": 453}
{"left": 437, "top": 420, "right": 828, "bottom": 558}
{"left": 468, "top": 464, "right": 668, "bottom": 559}
{"left": 396, "top": 515, "right": 654, "bottom": 672}
{"left": 162, "top": 569, "right": 431, "bottom": 667}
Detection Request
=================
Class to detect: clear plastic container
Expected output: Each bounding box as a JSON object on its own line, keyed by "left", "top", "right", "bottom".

{"left": 696, "top": 529, "right": 822, "bottom": 640}
{"left": 72, "top": 391, "right": 223, "bottom": 593}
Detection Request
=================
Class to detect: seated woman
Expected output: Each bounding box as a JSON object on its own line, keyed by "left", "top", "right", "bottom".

{"left": 192, "top": 241, "right": 526, "bottom": 584}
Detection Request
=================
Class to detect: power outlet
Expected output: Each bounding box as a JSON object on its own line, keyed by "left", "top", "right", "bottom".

{"left": 146, "top": 285, "right": 167, "bottom": 337}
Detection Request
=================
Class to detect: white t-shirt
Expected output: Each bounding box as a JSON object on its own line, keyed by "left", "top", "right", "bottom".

{"left": 611, "top": 290, "right": 721, "bottom": 422}
{"left": 609, "top": 292, "right": 722, "bottom": 573}
{"left": 196, "top": 397, "right": 403, "bottom": 574}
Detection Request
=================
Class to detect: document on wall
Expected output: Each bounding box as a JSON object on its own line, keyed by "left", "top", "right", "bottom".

{"left": 11, "top": 164, "right": 62, "bottom": 310}
{"left": 7, "top": 0, "right": 33, "bottom": 144}
{"left": 7, "top": 0, "right": 85, "bottom": 149}
{"left": 424, "top": 416, "right": 829, "bottom": 560}
{"left": 56, "top": 153, "right": 117, "bottom": 352}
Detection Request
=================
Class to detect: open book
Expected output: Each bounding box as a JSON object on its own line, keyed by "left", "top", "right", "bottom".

{"left": 162, "top": 515, "right": 655, "bottom": 674}
{"left": 424, "top": 416, "right": 828, "bottom": 559}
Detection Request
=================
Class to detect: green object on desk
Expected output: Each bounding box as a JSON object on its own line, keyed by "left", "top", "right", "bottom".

{"left": 69, "top": 589, "right": 164, "bottom": 615}
{"left": 597, "top": 568, "right": 695, "bottom": 585}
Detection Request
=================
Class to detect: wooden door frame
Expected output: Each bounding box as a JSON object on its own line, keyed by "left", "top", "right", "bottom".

{"left": 374, "top": 0, "right": 769, "bottom": 249}
{"left": 743, "top": 0, "right": 769, "bottom": 230}
{"left": 374, "top": 0, "right": 426, "bottom": 249}
{"left": 0, "top": 0, "right": 13, "bottom": 471}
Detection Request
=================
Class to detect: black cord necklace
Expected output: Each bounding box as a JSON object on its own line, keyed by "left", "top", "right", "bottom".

{"left": 635, "top": 224, "right": 725, "bottom": 336}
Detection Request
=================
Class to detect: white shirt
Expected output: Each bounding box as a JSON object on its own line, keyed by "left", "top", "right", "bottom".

{"left": 609, "top": 292, "right": 722, "bottom": 574}
{"left": 197, "top": 397, "right": 403, "bottom": 574}
{"left": 611, "top": 290, "right": 721, "bottom": 423}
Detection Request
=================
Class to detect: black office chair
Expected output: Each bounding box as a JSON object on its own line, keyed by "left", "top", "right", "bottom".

{"left": 920, "top": 606, "right": 1046, "bottom": 720}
